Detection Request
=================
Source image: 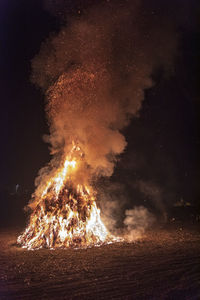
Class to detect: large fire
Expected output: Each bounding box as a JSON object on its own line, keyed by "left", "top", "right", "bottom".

{"left": 17, "top": 144, "right": 117, "bottom": 250}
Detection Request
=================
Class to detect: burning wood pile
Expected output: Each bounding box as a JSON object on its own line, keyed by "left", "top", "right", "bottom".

{"left": 17, "top": 144, "right": 117, "bottom": 250}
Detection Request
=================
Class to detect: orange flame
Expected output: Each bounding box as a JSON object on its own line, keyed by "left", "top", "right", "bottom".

{"left": 17, "top": 144, "right": 118, "bottom": 249}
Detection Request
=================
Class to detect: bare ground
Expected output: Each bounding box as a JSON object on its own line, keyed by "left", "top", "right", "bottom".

{"left": 0, "top": 225, "right": 200, "bottom": 299}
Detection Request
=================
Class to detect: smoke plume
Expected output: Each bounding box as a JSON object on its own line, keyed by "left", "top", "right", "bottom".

{"left": 31, "top": 1, "right": 177, "bottom": 203}
{"left": 124, "top": 206, "right": 155, "bottom": 241}
{"left": 136, "top": 180, "right": 167, "bottom": 222}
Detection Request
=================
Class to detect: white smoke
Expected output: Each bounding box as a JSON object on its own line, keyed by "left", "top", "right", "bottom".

{"left": 124, "top": 206, "right": 155, "bottom": 241}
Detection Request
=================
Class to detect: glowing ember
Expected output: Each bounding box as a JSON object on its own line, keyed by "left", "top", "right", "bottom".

{"left": 17, "top": 144, "right": 117, "bottom": 250}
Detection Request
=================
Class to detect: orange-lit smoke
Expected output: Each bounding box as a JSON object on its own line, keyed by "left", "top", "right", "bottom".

{"left": 30, "top": 2, "right": 177, "bottom": 200}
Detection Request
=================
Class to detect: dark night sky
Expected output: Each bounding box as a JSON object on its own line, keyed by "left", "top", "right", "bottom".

{"left": 0, "top": 0, "right": 199, "bottom": 225}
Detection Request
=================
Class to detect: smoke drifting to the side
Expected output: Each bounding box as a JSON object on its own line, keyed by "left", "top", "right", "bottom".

{"left": 31, "top": 1, "right": 177, "bottom": 202}
{"left": 124, "top": 206, "right": 155, "bottom": 241}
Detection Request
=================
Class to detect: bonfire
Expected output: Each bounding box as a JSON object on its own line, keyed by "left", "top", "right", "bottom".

{"left": 17, "top": 143, "right": 117, "bottom": 250}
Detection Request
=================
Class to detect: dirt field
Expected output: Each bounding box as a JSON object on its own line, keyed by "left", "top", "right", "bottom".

{"left": 0, "top": 225, "right": 199, "bottom": 299}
